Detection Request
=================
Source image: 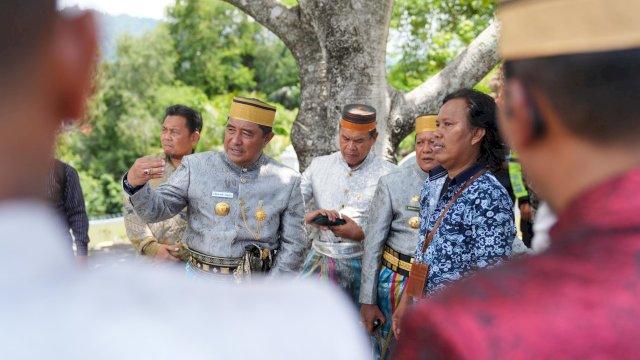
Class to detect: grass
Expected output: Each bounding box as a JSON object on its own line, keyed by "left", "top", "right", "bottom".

{"left": 88, "top": 218, "right": 129, "bottom": 250}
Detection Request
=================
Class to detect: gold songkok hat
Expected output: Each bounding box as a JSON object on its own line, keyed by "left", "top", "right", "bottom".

{"left": 340, "top": 104, "right": 377, "bottom": 132}
{"left": 229, "top": 96, "right": 276, "bottom": 127}
{"left": 415, "top": 115, "right": 437, "bottom": 134}
{"left": 499, "top": 0, "right": 640, "bottom": 60}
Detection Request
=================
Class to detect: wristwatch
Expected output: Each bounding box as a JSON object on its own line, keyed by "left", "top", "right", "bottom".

{"left": 122, "top": 172, "right": 143, "bottom": 195}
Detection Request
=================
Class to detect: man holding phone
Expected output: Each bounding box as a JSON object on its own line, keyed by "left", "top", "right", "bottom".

{"left": 300, "top": 104, "right": 396, "bottom": 303}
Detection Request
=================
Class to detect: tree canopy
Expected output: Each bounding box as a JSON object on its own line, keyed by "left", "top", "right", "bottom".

{"left": 388, "top": 0, "right": 496, "bottom": 91}
{"left": 58, "top": 0, "right": 498, "bottom": 216}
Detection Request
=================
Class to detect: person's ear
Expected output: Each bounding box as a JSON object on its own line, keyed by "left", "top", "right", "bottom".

{"left": 262, "top": 131, "right": 275, "bottom": 148}
{"left": 48, "top": 11, "right": 98, "bottom": 121}
{"left": 191, "top": 131, "right": 200, "bottom": 146}
{"left": 471, "top": 127, "right": 486, "bottom": 146}
{"left": 500, "top": 79, "right": 538, "bottom": 151}
{"left": 372, "top": 131, "right": 379, "bottom": 142}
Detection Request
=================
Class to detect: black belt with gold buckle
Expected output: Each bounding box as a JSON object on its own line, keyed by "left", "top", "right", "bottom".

{"left": 381, "top": 244, "right": 414, "bottom": 277}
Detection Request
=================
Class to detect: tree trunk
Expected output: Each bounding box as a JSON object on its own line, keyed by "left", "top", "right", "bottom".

{"left": 223, "top": 0, "right": 500, "bottom": 170}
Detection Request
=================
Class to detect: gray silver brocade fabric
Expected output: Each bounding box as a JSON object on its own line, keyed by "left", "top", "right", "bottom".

{"left": 300, "top": 151, "right": 396, "bottom": 258}
{"left": 128, "top": 151, "right": 308, "bottom": 274}
{"left": 359, "top": 162, "right": 428, "bottom": 304}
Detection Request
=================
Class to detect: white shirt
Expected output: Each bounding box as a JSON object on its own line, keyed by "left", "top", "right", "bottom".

{"left": 531, "top": 202, "right": 557, "bottom": 254}
{"left": 0, "top": 201, "right": 369, "bottom": 359}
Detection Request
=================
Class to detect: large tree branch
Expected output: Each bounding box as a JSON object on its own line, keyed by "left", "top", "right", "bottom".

{"left": 401, "top": 21, "right": 500, "bottom": 119}
{"left": 385, "top": 22, "right": 500, "bottom": 155}
{"left": 222, "top": 0, "right": 307, "bottom": 53}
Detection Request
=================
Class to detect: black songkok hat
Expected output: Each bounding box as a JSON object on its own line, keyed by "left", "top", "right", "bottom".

{"left": 340, "top": 104, "right": 377, "bottom": 132}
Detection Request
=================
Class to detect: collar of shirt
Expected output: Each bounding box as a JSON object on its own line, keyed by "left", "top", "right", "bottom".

{"left": 412, "top": 160, "right": 429, "bottom": 182}
{"left": 337, "top": 151, "right": 375, "bottom": 173}
{"left": 550, "top": 166, "right": 640, "bottom": 244}
{"left": 428, "top": 165, "right": 448, "bottom": 182}
{"left": 163, "top": 153, "right": 176, "bottom": 174}
{"left": 449, "top": 162, "right": 486, "bottom": 186}
{"left": 223, "top": 152, "right": 265, "bottom": 173}
{"left": 436, "top": 162, "right": 485, "bottom": 201}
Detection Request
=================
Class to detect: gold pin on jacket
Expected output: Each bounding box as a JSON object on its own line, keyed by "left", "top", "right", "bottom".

{"left": 255, "top": 201, "right": 267, "bottom": 221}
{"left": 215, "top": 202, "right": 230, "bottom": 216}
{"left": 239, "top": 199, "right": 267, "bottom": 240}
{"left": 408, "top": 216, "right": 420, "bottom": 229}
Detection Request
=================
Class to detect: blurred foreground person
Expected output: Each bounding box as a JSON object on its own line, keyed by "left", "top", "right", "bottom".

{"left": 0, "top": 2, "right": 369, "bottom": 359}
{"left": 395, "top": 0, "right": 640, "bottom": 358}
{"left": 123, "top": 105, "right": 202, "bottom": 263}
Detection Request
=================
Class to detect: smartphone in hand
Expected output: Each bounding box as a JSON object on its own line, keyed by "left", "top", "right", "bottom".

{"left": 311, "top": 214, "right": 346, "bottom": 227}
{"left": 373, "top": 319, "right": 382, "bottom": 332}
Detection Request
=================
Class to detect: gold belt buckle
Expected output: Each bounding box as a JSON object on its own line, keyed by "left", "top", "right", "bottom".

{"left": 382, "top": 251, "right": 399, "bottom": 267}
{"left": 383, "top": 248, "right": 413, "bottom": 274}
{"left": 397, "top": 259, "right": 413, "bottom": 272}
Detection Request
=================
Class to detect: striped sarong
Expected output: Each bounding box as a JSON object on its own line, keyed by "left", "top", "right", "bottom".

{"left": 373, "top": 266, "right": 408, "bottom": 360}
{"left": 301, "top": 248, "right": 362, "bottom": 304}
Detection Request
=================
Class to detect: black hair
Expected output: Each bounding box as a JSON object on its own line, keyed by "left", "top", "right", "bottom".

{"left": 442, "top": 88, "right": 505, "bottom": 171}
{"left": 504, "top": 48, "right": 640, "bottom": 146}
{"left": 258, "top": 125, "right": 273, "bottom": 136}
{"left": 164, "top": 105, "right": 202, "bottom": 133}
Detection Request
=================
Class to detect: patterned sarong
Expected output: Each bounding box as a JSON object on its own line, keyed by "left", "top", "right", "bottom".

{"left": 373, "top": 266, "right": 408, "bottom": 360}
{"left": 301, "top": 248, "right": 362, "bottom": 304}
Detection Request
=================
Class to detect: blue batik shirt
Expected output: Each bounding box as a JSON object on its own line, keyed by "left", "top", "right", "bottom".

{"left": 414, "top": 163, "right": 515, "bottom": 295}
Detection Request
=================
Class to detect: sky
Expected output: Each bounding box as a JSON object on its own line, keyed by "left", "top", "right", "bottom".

{"left": 58, "top": 0, "right": 174, "bottom": 19}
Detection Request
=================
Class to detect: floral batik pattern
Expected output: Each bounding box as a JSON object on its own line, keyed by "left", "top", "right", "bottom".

{"left": 415, "top": 172, "right": 515, "bottom": 295}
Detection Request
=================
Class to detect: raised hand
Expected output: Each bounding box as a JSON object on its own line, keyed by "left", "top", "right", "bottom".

{"left": 127, "top": 156, "right": 166, "bottom": 187}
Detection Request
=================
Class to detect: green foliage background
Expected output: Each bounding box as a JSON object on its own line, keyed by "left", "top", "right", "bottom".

{"left": 391, "top": 0, "right": 498, "bottom": 159}
{"left": 58, "top": 0, "right": 496, "bottom": 216}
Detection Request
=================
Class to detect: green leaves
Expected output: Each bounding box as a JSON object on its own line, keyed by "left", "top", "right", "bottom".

{"left": 57, "top": 1, "right": 302, "bottom": 216}
{"left": 167, "top": 0, "right": 299, "bottom": 100}
{"left": 389, "top": 0, "right": 497, "bottom": 158}
{"left": 388, "top": 0, "right": 496, "bottom": 91}
{"left": 56, "top": 0, "right": 498, "bottom": 215}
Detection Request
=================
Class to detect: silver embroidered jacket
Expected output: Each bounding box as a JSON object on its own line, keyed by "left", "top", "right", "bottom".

{"left": 359, "top": 162, "right": 427, "bottom": 304}
{"left": 301, "top": 151, "right": 396, "bottom": 259}
{"left": 127, "top": 151, "right": 308, "bottom": 274}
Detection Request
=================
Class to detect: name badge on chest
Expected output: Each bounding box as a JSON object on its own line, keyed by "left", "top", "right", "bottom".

{"left": 212, "top": 191, "right": 234, "bottom": 199}
{"left": 407, "top": 194, "right": 420, "bottom": 212}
